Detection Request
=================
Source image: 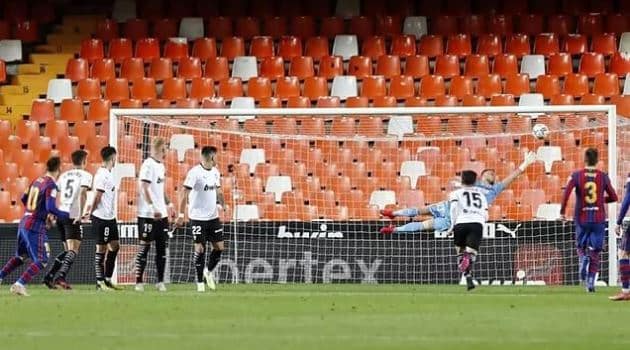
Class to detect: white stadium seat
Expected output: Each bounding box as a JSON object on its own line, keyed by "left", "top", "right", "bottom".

{"left": 520, "top": 55, "right": 546, "bottom": 80}
{"left": 235, "top": 204, "right": 260, "bottom": 221}
{"left": 47, "top": 79, "right": 73, "bottom": 103}
{"left": 403, "top": 16, "right": 428, "bottom": 39}
{"left": 170, "top": 134, "right": 195, "bottom": 162}
{"left": 179, "top": 17, "right": 204, "bottom": 41}
{"left": 230, "top": 97, "right": 256, "bottom": 121}
{"left": 624, "top": 73, "right": 630, "bottom": 95}
{"left": 0, "top": 40, "right": 22, "bottom": 62}
{"left": 518, "top": 93, "right": 544, "bottom": 117}
{"left": 620, "top": 32, "right": 630, "bottom": 53}
{"left": 369, "top": 191, "right": 396, "bottom": 210}
{"left": 265, "top": 176, "right": 293, "bottom": 202}
{"left": 113, "top": 163, "right": 136, "bottom": 186}
{"left": 387, "top": 116, "right": 414, "bottom": 138}
{"left": 536, "top": 146, "right": 563, "bottom": 173}
{"left": 331, "top": 75, "right": 358, "bottom": 100}
{"left": 536, "top": 204, "right": 561, "bottom": 220}
{"left": 231, "top": 56, "right": 258, "bottom": 80}
{"left": 400, "top": 161, "right": 427, "bottom": 189}
{"left": 332, "top": 35, "right": 358, "bottom": 60}
{"left": 239, "top": 148, "right": 265, "bottom": 174}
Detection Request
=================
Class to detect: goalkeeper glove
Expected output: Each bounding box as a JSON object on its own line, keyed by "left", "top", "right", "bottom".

{"left": 518, "top": 151, "right": 537, "bottom": 172}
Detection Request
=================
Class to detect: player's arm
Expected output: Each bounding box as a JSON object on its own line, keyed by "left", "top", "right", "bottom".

{"left": 20, "top": 187, "right": 28, "bottom": 205}
{"left": 448, "top": 192, "right": 458, "bottom": 232}
{"left": 604, "top": 173, "right": 619, "bottom": 203}
{"left": 46, "top": 186, "right": 69, "bottom": 220}
{"left": 559, "top": 174, "right": 576, "bottom": 219}
{"left": 617, "top": 180, "right": 630, "bottom": 236}
{"left": 499, "top": 151, "right": 537, "bottom": 189}
{"left": 177, "top": 186, "right": 191, "bottom": 226}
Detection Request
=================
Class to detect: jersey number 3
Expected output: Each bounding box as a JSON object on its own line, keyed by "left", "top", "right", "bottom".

{"left": 585, "top": 181, "right": 597, "bottom": 204}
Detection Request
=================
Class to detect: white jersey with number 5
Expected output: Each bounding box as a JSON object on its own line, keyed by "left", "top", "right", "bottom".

{"left": 138, "top": 157, "right": 167, "bottom": 218}
{"left": 449, "top": 186, "right": 489, "bottom": 226}
{"left": 92, "top": 167, "right": 116, "bottom": 220}
{"left": 58, "top": 169, "right": 93, "bottom": 219}
{"left": 183, "top": 164, "right": 221, "bottom": 221}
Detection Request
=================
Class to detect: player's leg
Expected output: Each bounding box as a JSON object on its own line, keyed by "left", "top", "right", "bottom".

{"left": 191, "top": 221, "right": 207, "bottom": 292}
{"left": 44, "top": 221, "right": 68, "bottom": 288}
{"left": 204, "top": 219, "right": 225, "bottom": 290}
{"left": 103, "top": 221, "right": 121, "bottom": 290}
{"left": 611, "top": 225, "right": 630, "bottom": 300}
{"left": 575, "top": 224, "right": 589, "bottom": 282}
{"left": 153, "top": 219, "right": 168, "bottom": 291}
{"left": 0, "top": 230, "right": 27, "bottom": 283}
{"left": 53, "top": 222, "right": 84, "bottom": 289}
{"left": 585, "top": 223, "right": 605, "bottom": 293}
{"left": 13, "top": 231, "right": 49, "bottom": 296}
{"left": 134, "top": 218, "right": 154, "bottom": 291}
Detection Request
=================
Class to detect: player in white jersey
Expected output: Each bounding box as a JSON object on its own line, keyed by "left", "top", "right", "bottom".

{"left": 448, "top": 170, "right": 489, "bottom": 291}
{"left": 43, "top": 150, "right": 92, "bottom": 290}
{"left": 87, "top": 146, "right": 122, "bottom": 291}
{"left": 176, "top": 146, "right": 225, "bottom": 292}
{"left": 135, "top": 138, "right": 175, "bottom": 292}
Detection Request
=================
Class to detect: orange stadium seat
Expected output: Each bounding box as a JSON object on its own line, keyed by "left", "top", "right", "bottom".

{"left": 564, "top": 73, "right": 589, "bottom": 97}
{"left": 66, "top": 58, "right": 89, "bottom": 82}
{"left": 250, "top": 36, "right": 274, "bottom": 58}
{"left": 15, "top": 120, "right": 38, "bottom": 145}
{"left": 390, "top": 75, "right": 415, "bottom": 100}
{"left": 275, "top": 76, "right": 300, "bottom": 100}
{"left": 349, "top": 16, "right": 374, "bottom": 40}
{"left": 461, "top": 14, "right": 486, "bottom": 37}
{"left": 14, "top": 20, "right": 39, "bottom": 43}
{"left": 74, "top": 121, "right": 97, "bottom": 146}
{"left": 259, "top": 56, "right": 285, "bottom": 80}
{"left": 91, "top": 58, "right": 116, "bottom": 81}
{"left": 578, "top": 13, "right": 604, "bottom": 36}
{"left": 477, "top": 34, "right": 502, "bottom": 57}
{"left": 218, "top": 78, "right": 244, "bottom": 100}
{"left": 519, "top": 14, "right": 544, "bottom": 35}
{"left": 581, "top": 93, "right": 605, "bottom": 105}
{"left": 533, "top": 33, "right": 559, "bottom": 56}
{"left": 505, "top": 34, "right": 530, "bottom": 57}
{"left": 591, "top": 33, "right": 617, "bottom": 56}
{"left": 204, "top": 57, "right": 230, "bottom": 81}
{"left": 605, "top": 13, "right": 629, "bottom": 34}
{"left": 304, "top": 36, "right": 329, "bottom": 61}
{"left": 536, "top": 75, "right": 561, "bottom": 99}
{"left": 504, "top": 74, "right": 531, "bottom": 96}
{"left": 247, "top": 77, "right": 272, "bottom": 100}
{"left": 477, "top": 74, "right": 502, "bottom": 98}
{"left": 548, "top": 14, "right": 573, "bottom": 36}
{"left": 419, "top": 75, "right": 446, "bottom": 99}
{"left": 161, "top": 77, "right": 187, "bottom": 100}
{"left": 289, "top": 56, "right": 315, "bottom": 79}
{"left": 477, "top": 115, "right": 503, "bottom": 134}
{"left": 130, "top": 78, "right": 157, "bottom": 102}
{"left": 362, "top": 36, "right": 386, "bottom": 59}
{"left": 148, "top": 57, "right": 173, "bottom": 81}
{"left": 320, "top": 17, "right": 344, "bottom": 39}
{"left": 462, "top": 94, "right": 486, "bottom": 106}
{"left": 262, "top": 16, "right": 287, "bottom": 38}
{"left": 104, "top": 78, "right": 130, "bottom": 103}
{"left": 44, "top": 120, "right": 69, "bottom": 145}
{"left": 76, "top": 78, "right": 101, "bottom": 101}
{"left": 446, "top": 34, "right": 472, "bottom": 57}
{"left": 95, "top": 18, "right": 119, "bottom": 41}
{"left": 287, "top": 96, "right": 310, "bottom": 108}
{"left": 376, "top": 55, "right": 401, "bottom": 78}
{"left": 404, "top": 55, "right": 430, "bottom": 78}
{"left": 548, "top": 53, "right": 573, "bottom": 76}
{"left": 154, "top": 19, "right": 179, "bottom": 42}
{"left": 579, "top": 52, "right": 605, "bottom": 77}
{"left": 124, "top": 19, "right": 149, "bottom": 41}
{"left": 207, "top": 17, "right": 233, "bottom": 40}
{"left": 57, "top": 136, "right": 80, "bottom": 161}
{"left": 191, "top": 38, "right": 217, "bottom": 61}
{"left": 121, "top": 57, "right": 145, "bottom": 80}
{"left": 391, "top": 35, "right": 416, "bottom": 57}
{"left": 87, "top": 99, "right": 111, "bottom": 122}
{"left": 493, "top": 54, "right": 519, "bottom": 76}
{"left": 361, "top": 75, "right": 387, "bottom": 99}
{"left": 278, "top": 36, "right": 303, "bottom": 60}
{"left": 80, "top": 38, "right": 105, "bottom": 63}
{"left": 235, "top": 16, "right": 260, "bottom": 40}
{"left": 434, "top": 54, "right": 460, "bottom": 79}
{"left": 464, "top": 54, "right": 490, "bottom": 78}
{"left": 418, "top": 35, "right": 444, "bottom": 58}
{"left": 135, "top": 38, "right": 161, "bottom": 62}
{"left": 610, "top": 52, "right": 630, "bottom": 76}
{"left": 303, "top": 76, "right": 328, "bottom": 101}
{"left": 449, "top": 76, "right": 474, "bottom": 99}
{"left": 318, "top": 55, "right": 344, "bottom": 79}
{"left": 220, "top": 37, "right": 246, "bottom": 60}
{"left": 563, "top": 34, "right": 588, "bottom": 56}
{"left": 59, "top": 98, "right": 85, "bottom": 122}
{"left": 291, "top": 16, "right": 317, "bottom": 39}
{"left": 433, "top": 15, "right": 458, "bottom": 36}
{"left": 490, "top": 94, "right": 516, "bottom": 106}
{"left": 189, "top": 77, "right": 215, "bottom": 99}
{"left": 30, "top": 136, "right": 52, "bottom": 162}
{"left": 29, "top": 99, "right": 55, "bottom": 124}
{"left": 348, "top": 56, "right": 372, "bottom": 79}
{"left": 592, "top": 73, "right": 620, "bottom": 97}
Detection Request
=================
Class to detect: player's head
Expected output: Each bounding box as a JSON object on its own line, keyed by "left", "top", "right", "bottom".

{"left": 101, "top": 146, "right": 117, "bottom": 167}
{"left": 480, "top": 169, "right": 496, "bottom": 185}
{"left": 585, "top": 148, "right": 598, "bottom": 167}
{"left": 46, "top": 156, "right": 62, "bottom": 179}
{"left": 71, "top": 150, "right": 88, "bottom": 169}
{"left": 461, "top": 170, "right": 478, "bottom": 186}
{"left": 151, "top": 137, "right": 167, "bottom": 161}
{"left": 201, "top": 146, "right": 217, "bottom": 167}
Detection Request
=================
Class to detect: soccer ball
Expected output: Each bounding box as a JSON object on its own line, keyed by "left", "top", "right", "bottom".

{"left": 532, "top": 123, "right": 550, "bottom": 139}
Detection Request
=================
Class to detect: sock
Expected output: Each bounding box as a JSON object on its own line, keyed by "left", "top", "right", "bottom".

{"left": 155, "top": 239, "right": 167, "bottom": 283}
{"left": 105, "top": 249, "right": 119, "bottom": 279}
{"left": 207, "top": 250, "right": 222, "bottom": 272}
{"left": 0, "top": 256, "right": 23, "bottom": 279}
{"left": 467, "top": 253, "right": 477, "bottom": 275}
{"left": 134, "top": 244, "right": 150, "bottom": 284}
{"left": 619, "top": 259, "right": 630, "bottom": 292}
{"left": 393, "top": 208, "right": 419, "bottom": 217}
{"left": 56, "top": 250, "right": 77, "bottom": 280}
{"left": 193, "top": 250, "right": 206, "bottom": 283}
{"left": 95, "top": 252, "right": 105, "bottom": 282}
{"left": 46, "top": 251, "right": 67, "bottom": 280}
{"left": 587, "top": 249, "right": 601, "bottom": 285}
{"left": 394, "top": 222, "right": 424, "bottom": 233}
{"left": 17, "top": 261, "right": 44, "bottom": 285}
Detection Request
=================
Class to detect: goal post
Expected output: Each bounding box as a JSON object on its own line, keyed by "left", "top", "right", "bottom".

{"left": 110, "top": 104, "right": 624, "bottom": 286}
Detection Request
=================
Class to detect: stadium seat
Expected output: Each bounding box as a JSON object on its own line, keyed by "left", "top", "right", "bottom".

{"left": 606, "top": 14, "right": 629, "bottom": 35}
{"left": 493, "top": 54, "right": 519, "bottom": 76}
{"left": 0, "top": 40, "right": 22, "bottom": 62}
{"left": 464, "top": 55, "right": 490, "bottom": 77}
{"left": 291, "top": 16, "right": 316, "bottom": 39}
{"left": 391, "top": 35, "right": 416, "bottom": 57}
{"left": 579, "top": 52, "right": 605, "bottom": 77}
{"left": 90, "top": 58, "right": 116, "bottom": 81}
{"left": 309, "top": 55, "right": 337, "bottom": 80}
{"left": 369, "top": 191, "right": 396, "bottom": 210}
{"left": 74, "top": 121, "right": 97, "bottom": 146}
{"left": 148, "top": 57, "right": 173, "bottom": 81}
{"left": 356, "top": 116, "right": 383, "bottom": 136}
{"left": 65, "top": 58, "right": 89, "bottom": 82}
{"left": 169, "top": 134, "right": 195, "bottom": 162}
{"left": 154, "top": 19, "right": 179, "bottom": 42}
{"left": 386, "top": 116, "right": 414, "bottom": 138}
{"left": 389, "top": 75, "right": 415, "bottom": 99}
{"left": 161, "top": 77, "right": 187, "bottom": 100}
{"left": 519, "top": 189, "right": 546, "bottom": 217}
{"left": 278, "top": 36, "right": 303, "bottom": 60}
{"left": 234, "top": 205, "right": 260, "bottom": 221}
{"left": 436, "top": 94, "right": 461, "bottom": 106}
{"left": 518, "top": 14, "right": 544, "bottom": 35}
{"left": 347, "top": 55, "right": 372, "bottom": 78}
{"left": 548, "top": 14, "right": 573, "bottom": 36}
{"left": 592, "top": 33, "right": 617, "bottom": 57}
{"left": 536, "top": 204, "right": 561, "bottom": 220}
{"left": 563, "top": 73, "right": 589, "bottom": 97}
{"left": 449, "top": 76, "right": 474, "bottom": 99}
{"left": 289, "top": 56, "right": 315, "bottom": 79}
{"left": 330, "top": 117, "right": 355, "bottom": 136}
{"left": 547, "top": 53, "right": 572, "bottom": 76}
{"left": 57, "top": 136, "right": 80, "bottom": 161}
{"left": 262, "top": 16, "right": 287, "bottom": 39}
{"left": 221, "top": 37, "right": 246, "bottom": 60}
{"left": 476, "top": 34, "right": 501, "bottom": 57}
{"left": 29, "top": 99, "right": 55, "bottom": 124}
{"left": 86, "top": 135, "right": 108, "bottom": 162}
{"left": 520, "top": 55, "right": 545, "bottom": 80}
{"left": 345, "top": 96, "right": 369, "bottom": 107}
{"left": 14, "top": 20, "right": 38, "bottom": 43}
{"left": 179, "top": 17, "right": 204, "bottom": 40}
{"left": 432, "top": 15, "right": 458, "bottom": 36}
{"left": 533, "top": 33, "right": 559, "bottom": 56}
{"left": 247, "top": 77, "right": 272, "bottom": 100}
{"left": 47, "top": 79, "right": 73, "bottom": 104}
{"left": 535, "top": 75, "right": 561, "bottom": 99}
{"left": 135, "top": 38, "right": 160, "bottom": 62}
{"left": 87, "top": 98, "right": 111, "bottom": 122}
{"left": 191, "top": 38, "right": 216, "bottom": 60}
{"left": 446, "top": 34, "right": 472, "bottom": 57}
{"left": 460, "top": 14, "right": 486, "bottom": 37}
{"left": 419, "top": 75, "right": 446, "bottom": 99}
{"left": 275, "top": 76, "right": 301, "bottom": 99}
{"left": 123, "top": 19, "right": 148, "bottom": 41}
{"left": 610, "top": 53, "right": 630, "bottom": 76}
{"left": 375, "top": 55, "right": 401, "bottom": 78}
{"left": 592, "top": 73, "right": 620, "bottom": 97}
{"left": 218, "top": 77, "right": 244, "bottom": 100}
{"left": 506, "top": 34, "right": 530, "bottom": 58}
{"left": 518, "top": 93, "right": 544, "bottom": 108}
{"left": 578, "top": 13, "right": 603, "bottom": 36}
{"left": 563, "top": 34, "right": 588, "bottom": 56}
{"left": 265, "top": 176, "right": 292, "bottom": 202}
{"left": 130, "top": 77, "right": 157, "bottom": 102}
{"left": 163, "top": 38, "right": 188, "bottom": 62}
{"left": 303, "top": 76, "right": 328, "bottom": 101}
{"left": 490, "top": 94, "right": 516, "bottom": 106}
{"left": 477, "top": 115, "right": 503, "bottom": 134}
{"left": 361, "top": 75, "right": 387, "bottom": 99}
{"left": 435, "top": 54, "right": 460, "bottom": 79}
{"left": 503, "top": 73, "right": 530, "bottom": 97}
{"left": 96, "top": 18, "right": 119, "bottom": 41}
{"left": 418, "top": 35, "right": 444, "bottom": 58}
{"left": 477, "top": 74, "right": 502, "bottom": 98}
{"left": 330, "top": 76, "right": 358, "bottom": 100}
{"left": 536, "top": 146, "right": 562, "bottom": 173}
{"left": 487, "top": 14, "right": 513, "bottom": 35}
{"left": 400, "top": 161, "right": 427, "bottom": 189}
{"left": 250, "top": 36, "right": 274, "bottom": 58}
{"left": 376, "top": 15, "right": 402, "bottom": 37}
{"left": 256, "top": 57, "right": 283, "bottom": 80}
{"left": 108, "top": 39, "right": 133, "bottom": 62}
{"left": 230, "top": 97, "right": 255, "bottom": 121}
{"left": 232, "top": 56, "right": 258, "bottom": 80}
{"left": 402, "top": 16, "right": 428, "bottom": 39}
{"left": 348, "top": 16, "right": 374, "bottom": 39}
{"left": 59, "top": 98, "right": 85, "bottom": 122}
{"left": 304, "top": 36, "right": 330, "bottom": 61}
{"left": 80, "top": 38, "right": 104, "bottom": 63}
{"left": 362, "top": 36, "right": 386, "bottom": 59}
{"left": 404, "top": 55, "right": 430, "bottom": 78}
{"left": 121, "top": 57, "right": 145, "bottom": 80}
{"left": 239, "top": 148, "right": 265, "bottom": 174}
{"left": 461, "top": 94, "right": 485, "bottom": 106}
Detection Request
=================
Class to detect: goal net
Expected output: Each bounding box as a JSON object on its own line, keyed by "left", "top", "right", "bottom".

{"left": 110, "top": 105, "right": 627, "bottom": 286}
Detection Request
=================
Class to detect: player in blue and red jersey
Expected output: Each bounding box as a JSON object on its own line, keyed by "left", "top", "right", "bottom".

{"left": 560, "top": 148, "right": 618, "bottom": 293}
{"left": 0, "top": 157, "right": 69, "bottom": 296}
{"left": 610, "top": 173, "right": 630, "bottom": 301}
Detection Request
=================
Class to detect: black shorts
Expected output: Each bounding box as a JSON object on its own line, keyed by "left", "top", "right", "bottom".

{"left": 138, "top": 217, "right": 169, "bottom": 242}
{"left": 453, "top": 223, "right": 483, "bottom": 250}
{"left": 91, "top": 215, "right": 119, "bottom": 245}
{"left": 57, "top": 218, "right": 83, "bottom": 241}
{"left": 190, "top": 219, "right": 224, "bottom": 243}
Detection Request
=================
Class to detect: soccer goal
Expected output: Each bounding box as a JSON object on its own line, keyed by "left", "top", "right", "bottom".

{"left": 109, "top": 104, "right": 627, "bottom": 286}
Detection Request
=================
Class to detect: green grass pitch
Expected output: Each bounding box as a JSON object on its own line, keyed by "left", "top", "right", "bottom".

{"left": 1, "top": 284, "right": 629, "bottom": 350}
